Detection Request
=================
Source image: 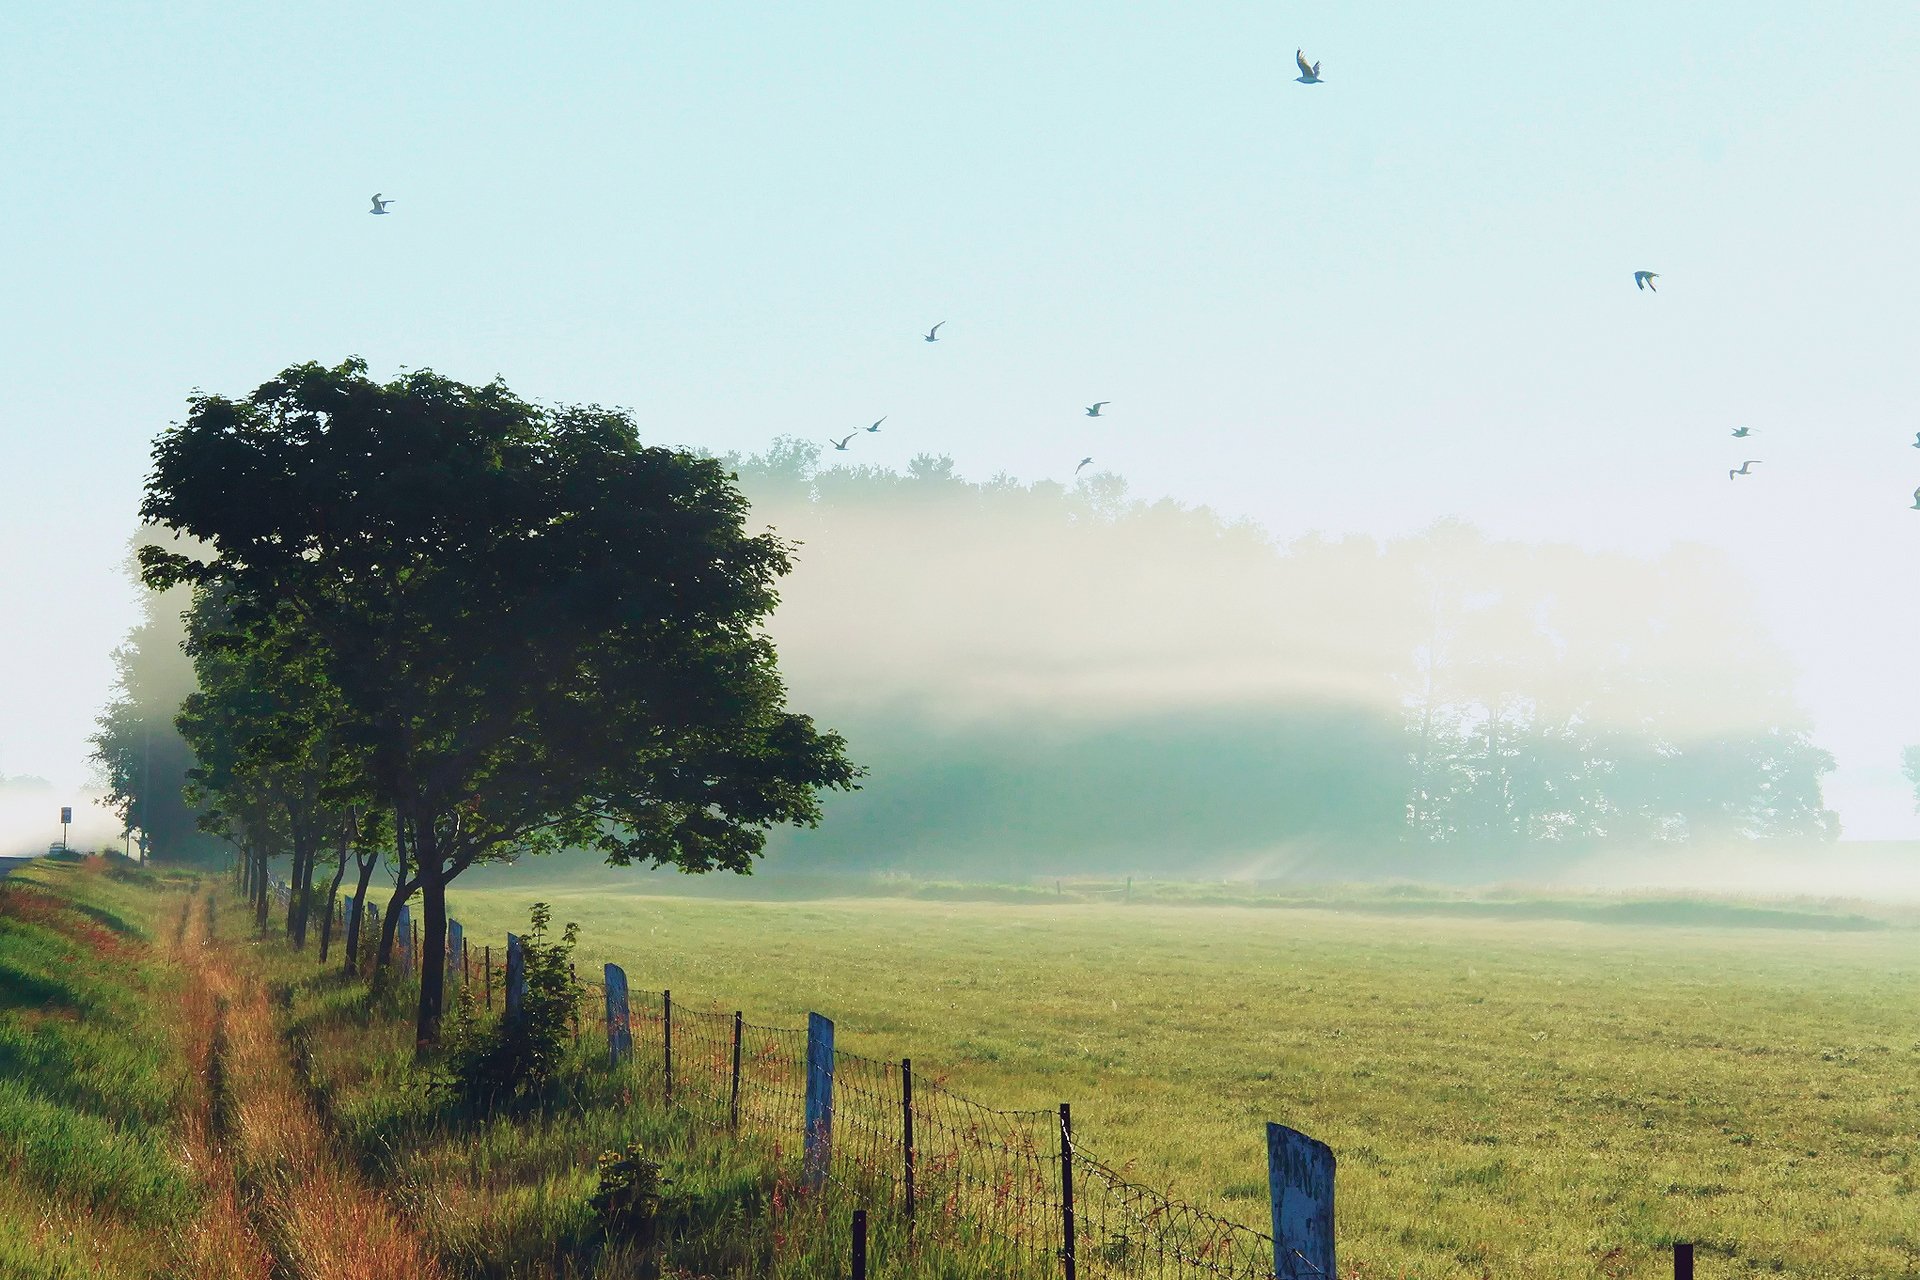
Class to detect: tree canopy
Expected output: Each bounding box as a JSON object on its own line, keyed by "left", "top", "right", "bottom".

{"left": 139, "top": 358, "right": 859, "bottom": 1045}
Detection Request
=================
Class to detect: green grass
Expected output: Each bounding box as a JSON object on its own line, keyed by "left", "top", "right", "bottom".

{"left": 0, "top": 858, "right": 201, "bottom": 1278}
{"left": 435, "top": 878, "right": 1920, "bottom": 1279}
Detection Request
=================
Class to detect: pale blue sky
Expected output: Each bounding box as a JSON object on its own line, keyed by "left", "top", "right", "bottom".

{"left": 2, "top": 2, "right": 1917, "bottom": 838}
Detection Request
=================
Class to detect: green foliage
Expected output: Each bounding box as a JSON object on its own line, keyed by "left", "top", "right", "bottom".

{"left": 589, "top": 1142, "right": 670, "bottom": 1249}
{"left": 439, "top": 903, "right": 581, "bottom": 1112}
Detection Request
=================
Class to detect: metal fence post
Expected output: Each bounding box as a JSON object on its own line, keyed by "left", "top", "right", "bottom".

{"left": 729, "top": 1011, "right": 743, "bottom": 1130}
{"left": 902, "top": 1057, "right": 917, "bottom": 1237}
{"left": 1675, "top": 1242, "right": 1694, "bottom": 1280}
{"left": 663, "top": 989, "right": 674, "bottom": 1102}
{"left": 1059, "top": 1102, "right": 1076, "bottom": 1280}
{"left": 852, "top": 1208, "right": 868, "bottom": 1280}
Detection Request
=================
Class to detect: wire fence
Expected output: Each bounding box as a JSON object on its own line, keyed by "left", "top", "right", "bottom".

{"left": 263, "top": 875, "right": 1294, "bottom": 1277}
{"left": 499, "top": 949, "right": 1283, "bottom": 1278}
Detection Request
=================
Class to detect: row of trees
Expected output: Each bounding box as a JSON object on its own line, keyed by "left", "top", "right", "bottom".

{"left": 116, "top": 358, "right": 858, "bottom": 1048}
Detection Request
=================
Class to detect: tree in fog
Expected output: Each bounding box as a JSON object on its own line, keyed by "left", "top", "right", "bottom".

{"left": 90, "top": 541, "right": 217, "bottom": 862}
{"left": 141, "top": 359, "right": 859, "bottom": 1048}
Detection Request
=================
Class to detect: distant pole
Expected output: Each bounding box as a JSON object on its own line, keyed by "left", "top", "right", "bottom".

{"left": 1125, "top": 876, "right": 1132, "bottom": 904}
{"left": 902, "top": 1058, "right": 917, "bottom": 1234}
{"left": 729, "top": 1011, "right": 743, "bottom": 1131}
{"left": 851, "top": 1209, "right": 868, "bottom": 1280}
{"left": 1675, "top": 1242, "right": 1694, "bottom": 1280}
{"left": 59, "top": 806, "right": 70, "bottom": 855}
{"left": 1059, "top": 1103, "right": 1077, "bottom": 1280}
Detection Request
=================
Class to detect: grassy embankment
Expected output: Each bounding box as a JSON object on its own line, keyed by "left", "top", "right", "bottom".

{"left": 440, "top": 878, "right": 1920, "bottom": 1279}
{"left": 0, "top": 856, "right": 199, "bottom": 1279}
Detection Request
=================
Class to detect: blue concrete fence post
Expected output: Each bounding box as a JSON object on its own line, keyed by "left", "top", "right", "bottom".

{"left": 505, "top": 933, "right": 525, "bottom": 1021}
{"left": 604, "top": 964, "right": 632, "bottom": 1067}
{"left": 1268, "top": 1122, "right": 1337, "bottom": 1279}
{"left": 804, "top": 1012, "right": 835, "bottom": 1187}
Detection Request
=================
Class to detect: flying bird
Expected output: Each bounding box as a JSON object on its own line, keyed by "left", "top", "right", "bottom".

{"left": 1729, "top": 460, "right": 1761, "bottom": 479}
{"left": 830, "top": 433, "right": 858, "bottom": 451}
{"left": 369, "top": 193, "right": 394, "bottom": 215}
{"left": 1085, "top": 402, "right": 1110, "bottom": 417}
{"left": 867, "top": 416, "right": 886, "bottom": 433}
{"left": 1075, "top": 456, "right": 1094, "bottom": 475}
{"left": 1633, "top": 271, "right": 1658, "bottom": 291}
{"left": 1731, "top": 427, "right": 1752, "bottom": 438}
{"left": 1911, "top": 486, "right": 1920, "bottom": 510}
{"left": 923, "top": 322, "right": 945, "bottom": 343}
{"left": 1295, "top": 50, "right": 1323, "bottom": 84}
{"left": 1911, "top": 431, "right": 1920, "bottom": 449}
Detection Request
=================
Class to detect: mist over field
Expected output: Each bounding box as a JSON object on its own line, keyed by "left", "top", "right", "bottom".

{"left": 655, "top": 440, "right": 1844, "bottom": 882}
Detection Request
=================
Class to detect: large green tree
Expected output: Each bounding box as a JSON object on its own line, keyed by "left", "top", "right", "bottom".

{"left": 141, "top": 359, "right": 859, "bottom": 1047}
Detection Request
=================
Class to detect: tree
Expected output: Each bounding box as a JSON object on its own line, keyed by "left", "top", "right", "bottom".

{"left": 141, "top": 359, "right": 859, "bottom": 1049}
{"left": 1903, "top": 746, "right": 1920, "bottom": 814}
{"left": 91, "top": 540, "right": 219, "bottom": 863}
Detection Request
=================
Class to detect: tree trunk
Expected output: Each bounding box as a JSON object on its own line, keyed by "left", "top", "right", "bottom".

{"left": 414, "top": 831, "right": 448, "bottom": 1053}
{"left": 317, "top": 825, "right": 351, "bottom": 963}
{"left": 285, "top": 827, "right": 310, "bottom": 946}
{"left": 343, "top": 847, "right": 378, "bottom": 976}
{"left": 253, "top": 847, "right": 270, "bottom": 931}
{"left": 375, "top": 810, "right": 411, "bottom": 972}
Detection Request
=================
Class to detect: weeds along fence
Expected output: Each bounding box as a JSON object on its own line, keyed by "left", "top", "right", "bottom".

{"left": 264, "top": 876, "right": 1310, "bottom": 1279}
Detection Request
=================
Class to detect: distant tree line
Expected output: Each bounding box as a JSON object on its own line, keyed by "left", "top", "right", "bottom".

{"left": 103, "top": 359, "right": 858, "bottom": 1050}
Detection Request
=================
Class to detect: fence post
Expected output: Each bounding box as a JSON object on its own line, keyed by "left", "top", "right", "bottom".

{"left": 729, "top": 1011, "right": 743, "bottom": 1130}
{"left": 411, "top": 917, "right": 419, "bottom": 973}
{"left": 484, "top": 944, "right": 493, "bottom": 1010}
{"left": 448, "top": 919, "right": 464, "bottom": 990}
{"left": 1059, "top": 1102, "right": 1076, "bottom": 1280}
{"left": 663, "top": 990, "right": 674, "bottom": 1102}
{"left": 505, "top": 933, "right": 525, "bottom": 1021}
{"left": 852, "top": 1208, "right": 868, "bottom": 1280}
{"left": 570, "top": 962, "right": 580, "bottom": 1044}
{"left": 1267, "top": 1122, "right": 1337, "bottom": 1280}
{"left": 605, "top": 964, "right": 632, "bottom": 1067}
{"left": 1675, "top": 1242, "right": 1694, "bottom": 1280}
{"left": 902, "top": 1057, "right": 916, "bottom": 1237}
{"left": 804, "top": 1012, "right": 835, "bottom": 1188}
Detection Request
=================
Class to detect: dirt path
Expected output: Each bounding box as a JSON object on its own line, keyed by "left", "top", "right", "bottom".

{"left": 168, "top": 888, "right": 444, "bottom": 1280}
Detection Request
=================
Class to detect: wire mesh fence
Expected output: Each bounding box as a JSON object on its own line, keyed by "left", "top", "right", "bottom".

{"left": 547, "top": 955, "right": 1287, "bottom": 1279}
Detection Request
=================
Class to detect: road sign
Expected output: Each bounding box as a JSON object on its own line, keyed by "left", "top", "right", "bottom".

{"left": 60, "top": 806, "right": 71, "bottom": 824}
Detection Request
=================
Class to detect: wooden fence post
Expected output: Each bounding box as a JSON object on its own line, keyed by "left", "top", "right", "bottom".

{"left": 569, "top": 962, "right": 580, "bottom": 1044}
{"left": 804, "top": 1013, "right": 835, "bottom": 1188}
{"left": 852, "top": 1208, "right": 868, "bottom": 1280}
{"left": 1059, "top": 1102, "right": 1076, "bottom": 1280}
{"left": 663, "top": 990, "right": 674, "bottom": 1102}
{"left": 902, "top": 1057, "right": 916, "bottom": 1236}
{"left": 729, "top": 1011, "right": 743, "bottom": 1130}
{"left": 1675, "top": 1242, "right": 1694, "bottom": 1280}
{"left": 484, "top": 944, "right": 493, "bottom": 1010}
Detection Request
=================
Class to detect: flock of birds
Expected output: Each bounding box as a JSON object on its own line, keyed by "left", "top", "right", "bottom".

{"left": 364, "top": 74, "right": 1919, "bottom": 509}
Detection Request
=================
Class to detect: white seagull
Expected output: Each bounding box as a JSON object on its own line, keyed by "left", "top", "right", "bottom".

{"left": 830, "top": 433, "right": 858, "bottom": 451}
{"left": 1085, "top": 402, "right": 1110, "bottom": 417}
{"left": 369, "top": 193, "right": 394, "bottom": 215}
{"left": 867, "top": 417, "right": 886, "bottom": 433}
{"left": 1295, "top": 50, "right": 1323, "bottom": 84}
{"left": 1729, "top": 460, "right": 1761, "bottom": 479}
{"left": 1075, "top": 456, "right": 1094, "bottom": 476}
{"left": 923, "top": 322, "right": 945, "bottom": 343}
{"left": 1633, "top": 271, "right": 1658, "bottom": 291}
{"left": 1910, "top": 431, "right": 1920, "bottom": 449}
{"left": 1911, "top": 486, "right": 1920, "bottom": 510}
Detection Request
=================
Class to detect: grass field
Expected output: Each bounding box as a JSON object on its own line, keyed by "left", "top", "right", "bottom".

{"left": 444, "top": 879, "right": 1920, "bottom": 1278}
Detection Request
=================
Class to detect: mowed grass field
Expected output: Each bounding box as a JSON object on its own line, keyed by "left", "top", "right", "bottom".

{"left": 446, "top": 881, "right": 1920, "bottom": 1278}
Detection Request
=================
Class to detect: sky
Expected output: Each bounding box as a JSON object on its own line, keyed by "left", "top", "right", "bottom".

{"left": 1, "top": 2, "right": 1917, "bottom": 843}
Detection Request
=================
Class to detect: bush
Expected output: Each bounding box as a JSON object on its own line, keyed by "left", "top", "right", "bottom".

{"left": 437, "top": 902, "right": 579, "bottom": 1112}
{"left": 589, "top": 1141, "right": 670, "bottom": 1249}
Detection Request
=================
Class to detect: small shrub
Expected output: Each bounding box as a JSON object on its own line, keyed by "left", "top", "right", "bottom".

{"left": 589, "top": 1142, "right": 670, "bottom": 1249}
{"left": 437, "top": 902, "right": 579, "bottom": 1113}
